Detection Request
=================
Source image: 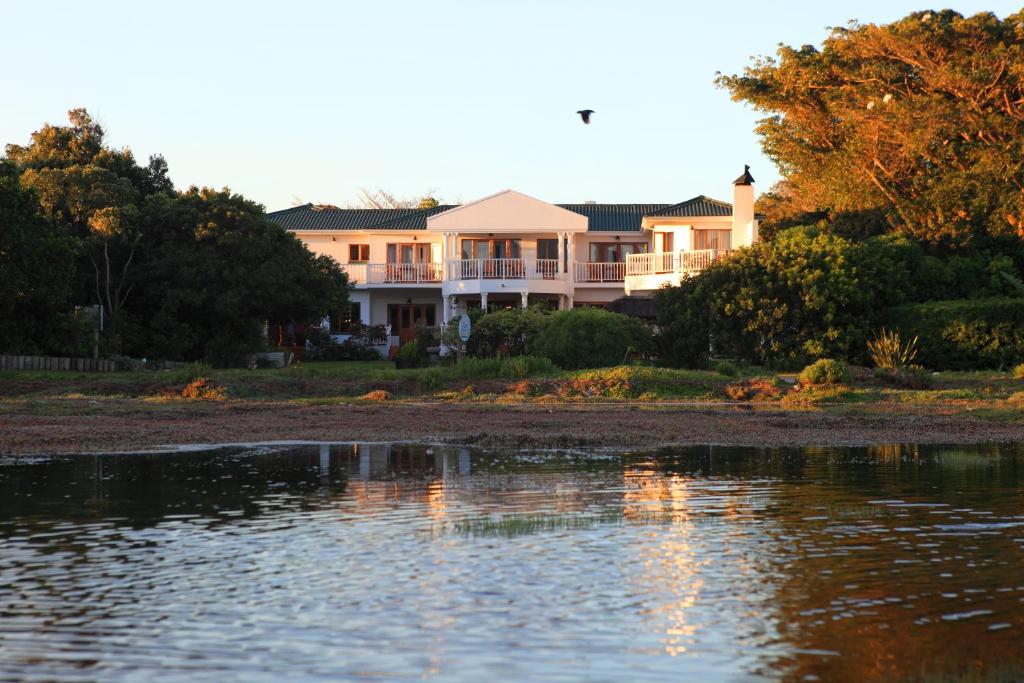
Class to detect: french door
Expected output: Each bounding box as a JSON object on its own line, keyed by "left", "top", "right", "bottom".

{"left": 388, "top": 303, "right": 437, "bottom": 343}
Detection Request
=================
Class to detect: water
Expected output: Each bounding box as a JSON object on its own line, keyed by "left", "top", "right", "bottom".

{"left": 2, "top": 443, "right": 1024, "bottom": 682}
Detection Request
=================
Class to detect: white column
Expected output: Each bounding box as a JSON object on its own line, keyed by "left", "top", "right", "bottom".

{"left": 443, "top": 295, "right": 453, "bottom": 324}
{"left": 520, "top": 291, "right": 528, "bottom": 308}
{"left": 480, "top": 292, "right": 488, "bottom": 312}
{"left": 556, "top": 231, "right": 564, "bottom": 273}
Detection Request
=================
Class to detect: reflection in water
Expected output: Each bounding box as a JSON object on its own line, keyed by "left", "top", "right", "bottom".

{"left": 1, "top": 442, "right": 1024, "bottom": 681}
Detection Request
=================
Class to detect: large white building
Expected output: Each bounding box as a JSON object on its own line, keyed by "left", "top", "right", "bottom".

{"left": 268, "top": 167, "right": 758, "bottom": 347}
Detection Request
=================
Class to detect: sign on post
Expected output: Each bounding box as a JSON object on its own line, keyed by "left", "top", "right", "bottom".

{"left": 458, "top": 314, "right": 472, "bottom": 343}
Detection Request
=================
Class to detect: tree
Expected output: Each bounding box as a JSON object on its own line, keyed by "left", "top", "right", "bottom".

{"left": 0, "top": 161, "right": 81, "bottom": 354}
{"left": 4, "top": 109, "right": 173, "bottom": 337}
{"left": 128, "top": 187, "right": 349, "bottom": 364}
{"left": 348, "top": 187, "right": 442, "bottom": 209}
{"left": 717, "top": 10, "right": 1024, "bottom": 246}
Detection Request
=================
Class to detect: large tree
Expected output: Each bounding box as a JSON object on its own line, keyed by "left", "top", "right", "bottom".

{"left": 5, "top": 109, "right": 173, "bottom": 334}
{"left": 0, "top": 161, "right": 79, "bottom": 353}
{"left": 718, "top": 10, "right": 1024, "bottom": 246}
{"left": 128, "top": 188, "right": 349, "bottom": 363}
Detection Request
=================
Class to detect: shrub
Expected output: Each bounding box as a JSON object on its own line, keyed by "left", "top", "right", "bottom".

{"left": 531, "top": 308, "right": 652, "bottom": 370}
{"left": 886, "top": 298, "right": 1024, "bottom": 370}
{"left": 655, "top": 227, "right": 918, "bottom": 369}
{"left": 467, "top": 306, "right": 551, "bottom": 358}
{"left": 798, "top": 359, "right": 851, "bottom": 386}
{"left": 711, "top": 360, "right": 739, "bottom": 377}
{"left": 306, "top": 325, "right": 383, "bottom": 361}
{"left": 873, "top": 366, "right": 933, "bottom": 389}
{"left": 395, "top": 339, "right": 428, "bottom": 368}
{"left": 867, "top": 328, "right": 919, "bottom": 370}
{"left": 1013, "top": 363, "right": 1024, "bottom": 379}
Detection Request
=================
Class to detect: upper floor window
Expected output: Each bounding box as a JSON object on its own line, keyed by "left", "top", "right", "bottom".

{"left": 694, "top": 230, "right": 731, "bottom": 250}
{"left": 537, "top": 239, "right": 558, "bottom": 260}
{"left": 349, "top": 244, "right": 370, "bottom": 262}
{"left": 589, "top": 242, "right": 647, "bottom": 262}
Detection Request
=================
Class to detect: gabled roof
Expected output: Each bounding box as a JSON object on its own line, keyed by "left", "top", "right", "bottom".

{"left": 265, "top": 204, "right": 455, "bottom": 231}
{"left": 427, "top": 190, "right": 588, "bottom": 234}
{"left": 645, "top": 195, "right": 733, "bottom": 218}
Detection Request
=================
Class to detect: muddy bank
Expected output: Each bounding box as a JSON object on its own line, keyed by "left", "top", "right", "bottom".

{"left": 2, "top": 400, "right": 1023, "bottom": 454}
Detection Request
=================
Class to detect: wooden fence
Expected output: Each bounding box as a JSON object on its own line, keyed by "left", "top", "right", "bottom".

{"left": 0, "top": 355, "right": 162, "bottom": 372}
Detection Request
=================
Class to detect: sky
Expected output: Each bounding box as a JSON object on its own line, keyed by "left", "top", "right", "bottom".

{"left": 2, "top": 0, "right": 1020, "bottom": 210}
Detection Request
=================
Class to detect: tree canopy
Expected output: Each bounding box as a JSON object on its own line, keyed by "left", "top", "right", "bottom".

{"left": 718, "top": 10, "right": 1024, "bottom": 246}
{"left": 2, "top": 109, "right": 349, "bottom": 363}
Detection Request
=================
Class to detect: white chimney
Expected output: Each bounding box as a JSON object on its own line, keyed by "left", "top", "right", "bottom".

{"left": 731, "top": 165, "right": 757, "bottom": 247}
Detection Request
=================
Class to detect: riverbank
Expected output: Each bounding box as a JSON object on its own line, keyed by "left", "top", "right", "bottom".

{"left": 2, "top": 360, "right": 1022, "bottom": 454}
{"left": 3, "top": 398, "right": 1024, "bottom": 455}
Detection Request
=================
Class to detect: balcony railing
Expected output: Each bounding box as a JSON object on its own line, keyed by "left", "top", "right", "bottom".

{"left": 340, "top": 262, "right": 442, "bottom": 284}
{"left": 575, "top": 261, "right": 625, "bottom": 282}
{"left": 625, "top": 249, "right": 733, "bottom": 277}
{"left": 446, "top": 258, "right": 564, "bottom": 280}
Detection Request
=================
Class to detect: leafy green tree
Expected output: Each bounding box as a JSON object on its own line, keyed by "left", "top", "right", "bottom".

{"left": 718, "top": 10, "right": 1024, "bottom": 246}
{"left": 657, "top": 227, "right": 919, "bottom": 368}
{"left": 129, "top": 188, "right": 349, "bottom": 364}
{"left": 0, "top": 161, "right": 81, "bottom": 353}
{"left": 4, "top": 109, "right": 172, "bottom": 336}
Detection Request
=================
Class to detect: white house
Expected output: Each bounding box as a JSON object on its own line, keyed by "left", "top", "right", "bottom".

{"left": 267, "top": 167, "right": 758, "bottom": 348}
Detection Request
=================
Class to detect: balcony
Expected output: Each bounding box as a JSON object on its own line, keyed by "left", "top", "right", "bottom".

{"left": 624, "top": 249, "right": 733, "bottom": 294}
{"left": 575, "top": 261, "right": 625, "bottom": 284}
{"left": 443, "top": 258, "right": 568, "bottom": 296}
{"left": 340, "top": 262, "right": 442, "bottom": 286}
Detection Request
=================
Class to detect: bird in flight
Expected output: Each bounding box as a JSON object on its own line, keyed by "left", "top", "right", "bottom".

{"left": 576, "top": 109, "right": 594, "bottom": 125}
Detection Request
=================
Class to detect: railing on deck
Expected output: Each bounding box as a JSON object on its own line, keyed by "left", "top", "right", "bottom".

{"left": 340, "top": 262, "right": 441, "bottom": 284}
{"left": 447, "top": 258, "right": 563, "bottom": 280}
{"left": 575, "top": 261, "right": 626, "bottom": 282}
{"left": 625, "top": 249, "right": 733, "bottom": 277}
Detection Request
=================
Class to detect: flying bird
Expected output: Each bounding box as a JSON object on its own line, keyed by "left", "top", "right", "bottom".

{"left": 576, "top": 109, "right": 594, "bottom": 125}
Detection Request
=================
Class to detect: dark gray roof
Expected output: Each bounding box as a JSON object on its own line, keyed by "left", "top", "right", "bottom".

{"left": 265, "top": 204, "right": 455, "bottom": 231}
{"left": 646, "top": 195, "right": 733, "bottom": 218}
{"left": 267, "top": 198, "right": 736, "bottom": 232}
{"left": 555, "top": 204, "right": 670, "bottom": 232}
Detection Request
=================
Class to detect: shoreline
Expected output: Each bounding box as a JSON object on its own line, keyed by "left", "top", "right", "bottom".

{"left": 3, "top": 399, "right": 1024, "bottom": 455}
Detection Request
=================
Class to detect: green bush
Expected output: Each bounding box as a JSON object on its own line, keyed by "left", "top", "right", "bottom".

{"left": 886, "top": 298, "right": 1024, "bottom": 370}
{"left": 656, "top": 226, "right": 918, "bottom": 369}
{"left": 395, "top": 339, "right": 428, "bottom": 368}
{"left": 798, "top": 359, "right": 851, "bottom": 386}
{"left": 711, "top": 360, "right": 739, "bottom": 377}
{"left": 531, "top": 308, "right": 652, "bottom": 370}
{"left": 866, "top": 327, "right": 919, "bottom": 370}
{"left": 467, "top": 307, "right": 551, "bottom": 358}
{"left": 873, "top": 365, "right": 933, "bottom": 389}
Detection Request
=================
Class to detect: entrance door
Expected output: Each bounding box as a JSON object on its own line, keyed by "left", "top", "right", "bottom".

{"left": 388, "top": 304, "right": 437, "bottom": 344}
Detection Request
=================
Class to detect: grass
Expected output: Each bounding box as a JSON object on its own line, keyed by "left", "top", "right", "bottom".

{"left": 1, "top": 359, "right": 1023, "bottom": 419}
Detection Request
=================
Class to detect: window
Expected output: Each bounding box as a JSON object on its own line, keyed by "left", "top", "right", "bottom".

{"left": 460, "top": 239, "right": 521, "bottom": 260}
{"left": 537, "top": 239, "right": 558, "bottom": 260}
{"left": 588, "top": 242, "right": 647, "bottom": 262}
{"left": 349, "top": 244, "right": 370, "bottom": 262}
{"left": 329, "top": 302, "right": 362, "bottom": 333}
{"left": 694, "top": 230, "right": 731, "bottom": 250}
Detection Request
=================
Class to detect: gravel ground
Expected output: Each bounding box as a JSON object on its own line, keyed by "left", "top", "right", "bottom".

{"left": 2, "top": 400, "right": 1023, "bottom": 454}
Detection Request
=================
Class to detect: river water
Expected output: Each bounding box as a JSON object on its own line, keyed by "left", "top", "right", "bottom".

{"left": 2, "top": 443, "right": 1024, "bottom": 682}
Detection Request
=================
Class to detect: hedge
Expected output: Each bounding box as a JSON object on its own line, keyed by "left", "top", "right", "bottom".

{"left": 885, "top": 297, "right": 1024, "bottom": 370}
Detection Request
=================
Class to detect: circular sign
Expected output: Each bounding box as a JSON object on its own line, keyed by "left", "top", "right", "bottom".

{"left": 458, "top": 314, "right": 472, "bottom": 342}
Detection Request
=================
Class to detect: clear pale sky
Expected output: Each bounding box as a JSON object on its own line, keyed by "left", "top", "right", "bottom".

{"left": 2, "top": 1, "right": 1018, "bottom": 210}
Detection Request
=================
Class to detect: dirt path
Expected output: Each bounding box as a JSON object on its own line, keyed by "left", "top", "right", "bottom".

{"left": 2, "top": 400, "right": 1023, "bottom": 454}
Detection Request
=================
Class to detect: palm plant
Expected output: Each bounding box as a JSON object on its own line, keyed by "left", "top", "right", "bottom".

{"left": 867, "top": 328, "right": 918, "bottom": 370}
